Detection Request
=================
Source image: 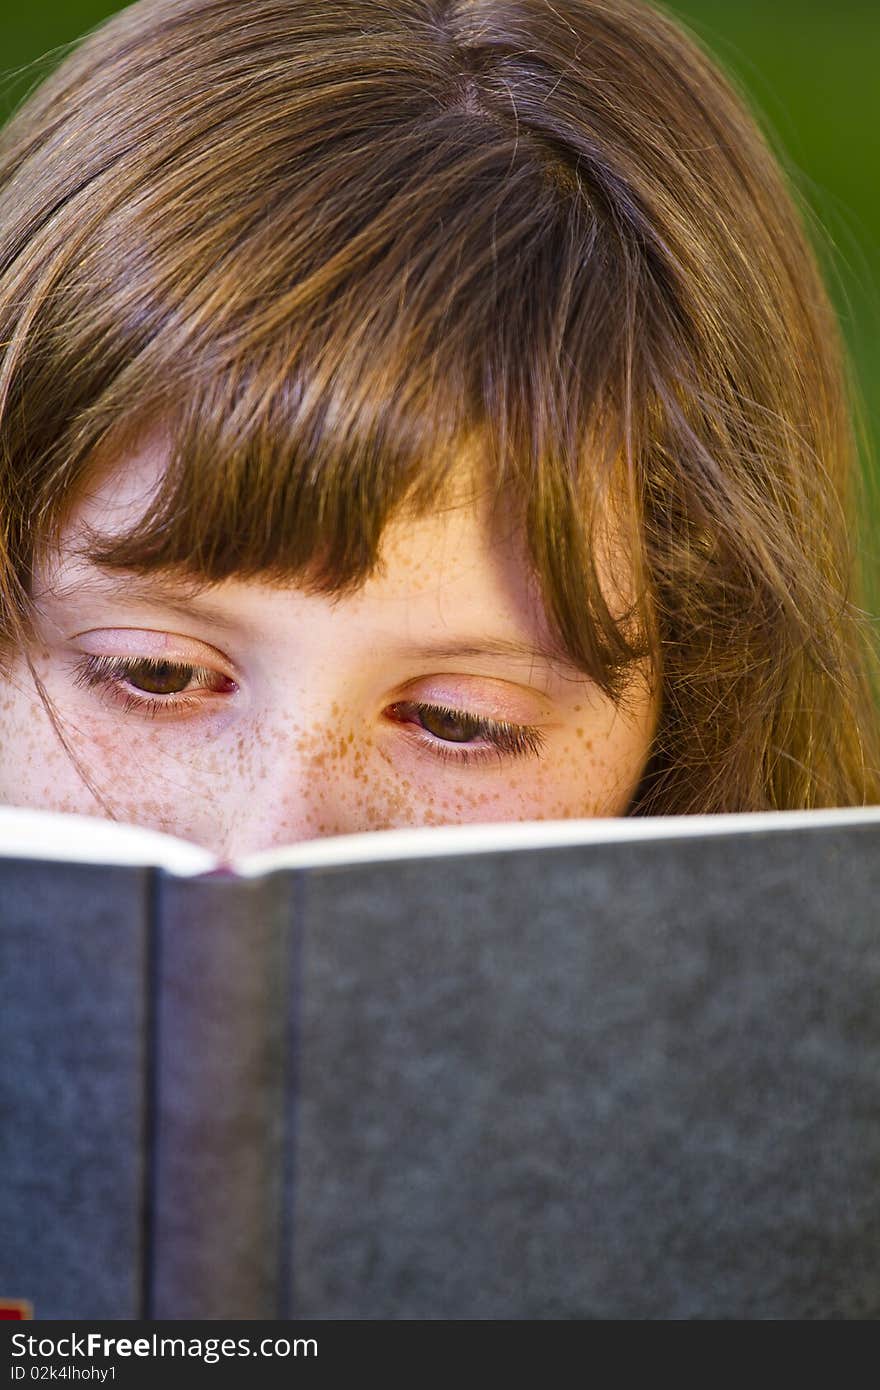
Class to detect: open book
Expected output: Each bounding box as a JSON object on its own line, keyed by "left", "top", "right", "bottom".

{"left": 2, "top": 804, "right": 880, "bottom": 1320}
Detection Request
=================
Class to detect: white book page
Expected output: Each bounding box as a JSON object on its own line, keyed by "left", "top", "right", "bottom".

{"left": 234, "top": 804, "right": 880, "bottom": 877}
{"left": 0, "top": 805, "right": 215, "bottom": 875}
{"left": 2, "top": 803, "right": 879, "bottom": 878}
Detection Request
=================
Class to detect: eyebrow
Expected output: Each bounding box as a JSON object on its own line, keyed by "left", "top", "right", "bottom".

{"left": 59, "top": 569, "right": 586, "bottom": 673}
{"left": 54, "top": 571, "right": 244, "bottom": 632}
{"left": 397, "top": 638, "right": 584, "bottom": 672}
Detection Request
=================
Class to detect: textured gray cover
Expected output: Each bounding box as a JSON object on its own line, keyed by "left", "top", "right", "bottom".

{"left": 289, "top": 822, "right": 880, "bottom": 1319}
{"left": 151, "top": 872, "right": 291, "bottom": 1320}
{"left": 2, "top": 820, "right": 880, "bottom": 1319}
{"left": 0, "top": 859, "right": 151, "bottom": 1319}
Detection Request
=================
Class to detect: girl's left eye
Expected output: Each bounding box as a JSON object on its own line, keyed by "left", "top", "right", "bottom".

{"left": 71, "top": 655, "right": 549, "bottom": 768}
{"left": 386, "top": 700, "right": 547, "bottom": 768}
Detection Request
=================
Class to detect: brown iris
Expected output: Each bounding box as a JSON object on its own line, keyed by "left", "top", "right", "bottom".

{"left": 389, "top": 700, "right": 477, "bottom": 743}
{"left": 125, "top": 660, "right": 192, "bottom": 695}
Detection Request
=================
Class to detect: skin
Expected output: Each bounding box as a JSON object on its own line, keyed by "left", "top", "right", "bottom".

{"left": 0, "top": 428, "right": 660, "bottom": 859}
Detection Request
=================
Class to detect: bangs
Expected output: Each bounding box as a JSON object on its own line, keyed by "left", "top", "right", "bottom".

{"left": 5, "top": 23, "right": 659, "bottom": 702}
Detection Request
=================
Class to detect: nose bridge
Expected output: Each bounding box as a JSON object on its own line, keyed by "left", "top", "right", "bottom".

{"left": 217, "top": 708, "right": 360, "bottom": 857}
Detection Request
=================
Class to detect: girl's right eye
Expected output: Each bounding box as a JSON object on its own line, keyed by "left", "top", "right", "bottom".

{"left": 71, "top": 653, "right": 236, "bottom": 716}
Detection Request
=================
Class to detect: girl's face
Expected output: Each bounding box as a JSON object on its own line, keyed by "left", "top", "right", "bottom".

{"left": 0, "top": 429, "right": 660, "bottom": 857}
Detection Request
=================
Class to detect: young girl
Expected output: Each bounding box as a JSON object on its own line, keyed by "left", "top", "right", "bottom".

{"left": 0, "top": 0, "right": 877, "bottom": 858}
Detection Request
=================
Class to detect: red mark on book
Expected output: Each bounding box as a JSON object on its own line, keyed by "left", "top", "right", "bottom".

{"left": 0, "top": 1299, "right": 32, "bottom": 1318}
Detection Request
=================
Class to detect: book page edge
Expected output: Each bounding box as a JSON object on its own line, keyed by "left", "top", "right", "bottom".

{"left": 234, "top": 805, "right": 880, "bottom": 877}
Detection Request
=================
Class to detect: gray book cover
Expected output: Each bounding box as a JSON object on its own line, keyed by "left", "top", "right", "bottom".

{"left": 0, "top": 857, "right": 152, "bottom": 1319}
{"left": 2, "top": 809, "right": 880, "bottom": 1319}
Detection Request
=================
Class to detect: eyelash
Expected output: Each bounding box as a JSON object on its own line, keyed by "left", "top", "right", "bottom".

{"left": 71, "top": 655, "right": 548, "bottom": 768}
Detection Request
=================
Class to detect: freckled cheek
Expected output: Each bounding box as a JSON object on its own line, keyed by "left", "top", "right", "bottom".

{"left": 0, "top": 672, "right": 114, "bottom": 817}
{"left": 89, "top": 720, "right": 260, "bottom": 842}
{"left": 281, "top": 715, "right": 648, "bottom": 831}
{"left": 313, "top": 726, "right": 621, "bottom": 830}
{"left": 0, "top": 666, "right": 232, "bottom": 837}
{"left": 494, "top": 712, "right": 653, "bottom": 822}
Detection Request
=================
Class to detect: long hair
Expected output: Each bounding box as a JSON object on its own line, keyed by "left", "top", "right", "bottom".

{"left": 0, "top": 0, "right": 878, "bottom": 813}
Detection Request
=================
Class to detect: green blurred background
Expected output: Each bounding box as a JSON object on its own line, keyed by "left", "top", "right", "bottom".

{"left": 2, "top": 1, "right": 879, "bottom": 602}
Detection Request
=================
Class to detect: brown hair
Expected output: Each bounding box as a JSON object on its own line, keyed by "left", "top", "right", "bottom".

{"left": 0, "top": 0, "right": 878, "bottom": 814}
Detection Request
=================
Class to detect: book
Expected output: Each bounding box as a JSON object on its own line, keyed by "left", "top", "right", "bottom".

{"left": 2, "top": 803, "right": 880, "bottom": 1320}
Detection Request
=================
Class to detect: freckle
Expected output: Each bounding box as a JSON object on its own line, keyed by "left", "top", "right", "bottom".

{"left": 575, "top": 728, "right": 584, "bottom": 738}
